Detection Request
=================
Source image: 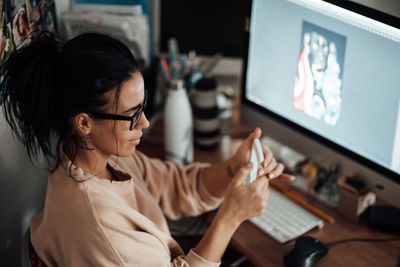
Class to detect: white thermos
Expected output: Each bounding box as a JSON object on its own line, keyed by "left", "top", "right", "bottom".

{"left": 164, "top": 79, "right": 193, "bottom": 164}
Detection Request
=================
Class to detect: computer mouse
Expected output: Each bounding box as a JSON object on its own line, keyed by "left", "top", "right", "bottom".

{"left": 283, "top": 236, "right": 329, "bottom": 267}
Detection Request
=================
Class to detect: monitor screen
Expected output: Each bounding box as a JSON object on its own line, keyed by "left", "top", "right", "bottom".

{"left": 241, "top": 0, "right": 400, "bottom": 205}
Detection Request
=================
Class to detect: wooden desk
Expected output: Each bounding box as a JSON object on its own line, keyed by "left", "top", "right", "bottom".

{"left": 139, "top": 121, "right": 400, "bottom": 267}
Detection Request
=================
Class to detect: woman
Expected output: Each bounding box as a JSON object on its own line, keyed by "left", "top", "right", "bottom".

{"left": 1, "top": 32, "right": 293, "bottom": 266}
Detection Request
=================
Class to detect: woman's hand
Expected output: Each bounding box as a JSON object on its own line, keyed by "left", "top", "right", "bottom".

{"left": 194, "top": 164, "right": 270, "bottom": 262}
{"left": 232, "top": 127, "right": 295, "bottom": 181}
{"left": 218, "top": 164, "right": 270, "bottom": 226}
{"left": 195, "top": 135, "right": 294, "bottom": 262}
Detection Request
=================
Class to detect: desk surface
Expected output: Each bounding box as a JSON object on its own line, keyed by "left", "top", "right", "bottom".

{"left": 140, "top": 121, "right": 400, "bottom": 267}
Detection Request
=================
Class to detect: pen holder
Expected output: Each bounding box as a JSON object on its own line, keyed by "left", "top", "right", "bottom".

{"left": 338, "top": 186, "right": 376, "bottom": 222}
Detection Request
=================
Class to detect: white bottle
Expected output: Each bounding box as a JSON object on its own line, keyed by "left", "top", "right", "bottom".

{"left": 164, "top": 79, "right": 193, "bottom": 164}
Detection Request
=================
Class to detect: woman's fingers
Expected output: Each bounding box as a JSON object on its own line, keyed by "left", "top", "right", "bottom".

{"left": 231, "top": 163, "right": 253, "bottom": 188}
{"left": 261, "top": 145, "right": 273, "bottom": 168}
{"left": 277, "top": 173, "right": 296, "bottom": 181}
{"left": 268, "top": 163, "right": 284, "bottom": 179}
{"left": 243, "top": 128, "right": 262, "bottom": 151}
{"left": 259, "top": 157, "right": 277, "bottom": 176}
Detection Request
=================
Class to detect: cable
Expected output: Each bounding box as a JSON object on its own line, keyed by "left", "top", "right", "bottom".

{"left": 326, "top": 237, "right": 400, "bottom": 248}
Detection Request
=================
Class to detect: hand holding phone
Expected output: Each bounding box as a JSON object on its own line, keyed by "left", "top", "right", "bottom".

{"left": 246, "top": 138, "right": 264, "bottom": 184}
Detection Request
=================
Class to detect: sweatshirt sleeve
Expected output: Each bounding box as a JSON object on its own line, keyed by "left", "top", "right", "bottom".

{"left": 173, "top": 250, "right": 221, "bottom": 267}
{"left": 131, "top": 150, "right": 223, "bottom": 220}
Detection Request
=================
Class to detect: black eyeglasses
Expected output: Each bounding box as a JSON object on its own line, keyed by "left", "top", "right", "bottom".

{"left": 88, "top": 90, "right": 147, "bottom": 131}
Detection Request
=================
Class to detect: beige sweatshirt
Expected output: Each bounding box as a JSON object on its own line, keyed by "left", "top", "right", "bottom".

{"left": 30, "top": 150, "right": 223, "bottom": 266}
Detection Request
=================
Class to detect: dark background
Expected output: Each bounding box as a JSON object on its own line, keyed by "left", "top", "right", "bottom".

{"left": 160, "top": 0, "right": 251, "bottom": 57}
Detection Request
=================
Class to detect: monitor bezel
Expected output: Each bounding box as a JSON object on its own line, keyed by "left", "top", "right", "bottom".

{"left": 241, "top": 0, "right": 400, "bottom": 185}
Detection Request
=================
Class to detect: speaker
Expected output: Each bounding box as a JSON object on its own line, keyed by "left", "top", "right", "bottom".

{"left": 367, "top": 205, "right": 400, "bottom": 234}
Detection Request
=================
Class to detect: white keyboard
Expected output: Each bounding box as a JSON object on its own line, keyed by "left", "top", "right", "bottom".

{"left": 250, "top": 187, "right": 324, "bottom": 243}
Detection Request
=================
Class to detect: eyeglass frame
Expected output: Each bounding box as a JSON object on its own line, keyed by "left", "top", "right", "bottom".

{"left": 87, "top": 90, "right": 148, "bottom": 131}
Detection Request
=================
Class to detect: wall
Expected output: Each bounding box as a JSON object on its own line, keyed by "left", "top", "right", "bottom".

{"left": 350, "top": 0, "right": 400, "bottom": 17}
{"left": 0, "top": 112, "right": 47, "bottom": 266}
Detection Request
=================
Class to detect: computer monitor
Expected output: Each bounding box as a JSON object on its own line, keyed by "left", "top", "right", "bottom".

{"left": 241, "top": 0, "right": 400, "bottom": 206}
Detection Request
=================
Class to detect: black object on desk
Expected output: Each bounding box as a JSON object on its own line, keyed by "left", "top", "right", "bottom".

{"left": 191, "top": 77, "right": 220, "bottom": 149}
{"left": 283, "top": 236, "right": 329, "bottom": 267}
{"left": 367, "top": 205, "right": 400, "bottom": 234}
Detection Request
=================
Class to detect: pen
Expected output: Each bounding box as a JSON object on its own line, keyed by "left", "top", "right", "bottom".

{"left": 202, "top": 52, "right": 223, "bottom": 76}
{"left": 159, "top": 57, "right": 171, "bottom": 81}
{"left": 168, "top": 38, "right": 180, "bottom": 79}
{"left": 270, "top": 180, "right": 335, "bottom": 223}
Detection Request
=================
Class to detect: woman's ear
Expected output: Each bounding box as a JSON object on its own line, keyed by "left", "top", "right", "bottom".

{"left": 74, "top": 113, "right": 92, "bottom": 135}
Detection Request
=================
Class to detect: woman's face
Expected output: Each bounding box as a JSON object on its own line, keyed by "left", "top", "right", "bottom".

{"left": 89, "top": 72, "right": 150, "bottom": 158}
